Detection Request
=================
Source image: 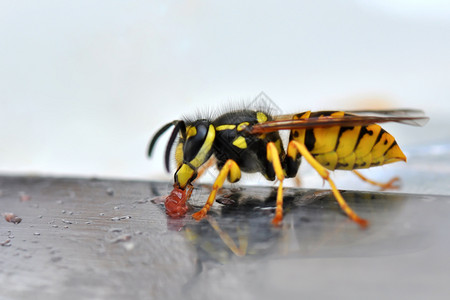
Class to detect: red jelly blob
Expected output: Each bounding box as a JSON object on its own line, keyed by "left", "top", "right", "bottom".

{"left": 164, "top": 184, "right": 193, "bottom": 218}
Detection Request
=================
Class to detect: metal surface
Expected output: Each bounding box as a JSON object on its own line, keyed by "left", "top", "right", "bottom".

{"left": 1, "top": 176, "right": 449, "bottom": 300}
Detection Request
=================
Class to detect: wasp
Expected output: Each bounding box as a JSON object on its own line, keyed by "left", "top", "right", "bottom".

{"left": 148, "top": 106, "right": 428, "bottom": 227}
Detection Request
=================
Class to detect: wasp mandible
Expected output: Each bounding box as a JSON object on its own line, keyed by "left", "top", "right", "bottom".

{"left": 148, "top": 107, "right": 428, "bottom": 227}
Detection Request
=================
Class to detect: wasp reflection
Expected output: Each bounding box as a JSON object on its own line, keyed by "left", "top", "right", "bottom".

{"left": 151, "top": 183, "right": 407, "bottom": 264}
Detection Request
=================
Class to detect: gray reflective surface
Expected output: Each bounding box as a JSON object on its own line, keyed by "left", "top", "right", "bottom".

{"left": 1, "top": 176, "right": 449, "bottom": 300}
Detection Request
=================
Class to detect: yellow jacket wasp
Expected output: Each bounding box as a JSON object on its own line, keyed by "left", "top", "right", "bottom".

{"left": 148, "top": 107, "right": 428, "bottom": 227}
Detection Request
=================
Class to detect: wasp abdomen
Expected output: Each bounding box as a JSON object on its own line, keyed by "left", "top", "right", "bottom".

{"left": 290, "top": 111, "right": 406, "bottom": 171}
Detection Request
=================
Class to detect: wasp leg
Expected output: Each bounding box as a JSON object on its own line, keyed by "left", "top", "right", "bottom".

{"left": 195, "top": 156, "right": 217, "bottom": 182}
{"left": 266, "top": 142, "right": 285, "bottom": 226}
{"left": 293, "top": 174, "right": 302, "bottom": 187}
{"left": 288, "top": 140, "right": 368, "bottom": 228}
{"left": 206, "top": 216, "right": 248, "bottom": 256}
{"left": 352, "top": 170, "right": 400, "bottom": 190}
{"left": 192, "top": 159, "right": 241, "bottom": 221}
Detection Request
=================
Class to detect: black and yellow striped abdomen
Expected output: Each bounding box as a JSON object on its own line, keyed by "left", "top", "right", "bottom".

{"left": 290, "top": 111, "right": 406, "bottom": 171}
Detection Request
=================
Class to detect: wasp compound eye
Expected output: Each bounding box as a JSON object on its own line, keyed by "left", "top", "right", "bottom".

{"left": 183, "top": 122, "right": 209, "bottom": 162}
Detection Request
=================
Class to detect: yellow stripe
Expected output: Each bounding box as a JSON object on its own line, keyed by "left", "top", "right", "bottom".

{"left": 354, "top": 124, "right": 381, "bottom": 158}
{"left": 186, "top": 126, "right": 196, "bottom": 138}
{"left": 291, "top": 111, "right": 311, "bottom": 145}
{"left": 371, "top": 132, "right": 395, "bottom": 159}
{"left": 355, "top": 153, "right": 372, "bottom": 169}
{"left": 175, "top": 142, "right": 184, "bottom": 167}
{"left": 275, "top": 139, "right": 283, "bottom": 154}
{"left": 384, "top": 143, "right": 406, "bottom": 163}
{"left": 257, "top": 112, "right": 268, "bottom": 123}
{"left": 216, "top": 124, "right": 236, "bottom": 131}
{"left": 335, "top": 126, "right": 361, "bottom": 158}
{"left": 190, "top": 125, "right": 216, "bottom": 168}
{"left": 314, "top": 152, "right": 338, "bottom": 170}
{"left": 232, "top": 136, "right": 247, "bottom": 149}
{"left": 311, "top": 111, "right": 344, "bottom": 154}
{"left": 337, "top": 152, "right": 356, "bottom": 170}
{"left": 237, "top": 122, "right": 249, "bottom": 131}
{"left": 177, "top": 164, "right": 195, "bottom": 188}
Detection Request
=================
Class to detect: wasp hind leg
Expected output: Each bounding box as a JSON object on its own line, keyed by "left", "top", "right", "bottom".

{"left": 352, "top": 170, "right": 400, "bottom": 190}
{"left": 266, "top": 142, "right": 285, "bottom": 226}
{"left": 288, "top": 140, "right": 368, "bottom": 228}
{"left": 192, "top": 159, "right": 241, "bottom": 221}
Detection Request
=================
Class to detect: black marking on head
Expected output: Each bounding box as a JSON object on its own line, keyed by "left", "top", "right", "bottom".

{"left": 183, "top": 121, "right": 210, "bottom": 162}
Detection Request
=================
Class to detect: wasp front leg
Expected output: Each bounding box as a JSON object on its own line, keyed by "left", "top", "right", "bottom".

{"left": 195, "top": 156, "right": 217, "bottom": 182}
{"left": 192, "top": 159, "right": 241, "bottom": 221}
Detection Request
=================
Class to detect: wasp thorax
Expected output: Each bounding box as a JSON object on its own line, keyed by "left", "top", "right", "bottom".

{"left": 175, "top": 120, "right": 216, "bottom": 188}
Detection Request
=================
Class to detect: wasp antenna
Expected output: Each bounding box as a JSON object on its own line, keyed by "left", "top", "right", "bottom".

{"left": 165, "top": 120, "right": 186, "bottom": 173}
{"left": 148, "top": 121, "right": 177, "bottom": 158}
{"left": 178, "top": 120, "right": 187, "bottom": 139}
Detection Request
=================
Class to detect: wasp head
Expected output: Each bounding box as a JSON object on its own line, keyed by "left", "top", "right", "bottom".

{"left": 174, "top": 120, "right": 215, "bottom": 188}
{"left": 148, "top": 119, "right": 216, "bottom": 189}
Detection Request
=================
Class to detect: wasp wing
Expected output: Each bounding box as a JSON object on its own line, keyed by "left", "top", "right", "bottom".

{"left": 344, "top": 108, "right": 426, "bottom": 117}
{"left": 273, "top": 109, "right": 426, "bottom": 120}
{"left": 251, "top": 110, "right": 429, "bottom": 134}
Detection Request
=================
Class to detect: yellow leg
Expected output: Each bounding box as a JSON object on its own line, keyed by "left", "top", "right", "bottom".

{"left": 293, "top": 174, "right": 302, "bottom": 187}
{"left": 192, "top": 159, "right": 241, "bottom": 221}
{"left": 194, "top": 156, "right": 217, "bottom": 181}
{"left": 206, "top": 216, "right": 248, "bottom": 256}
{"left": 267, "top": 142, "right": 285, "bottom": 226}
{"left": 352, "top": 170, "right": 400, "bottom": 190}
{"left": 289, "top": 141, "right": 368, "bottom": 228}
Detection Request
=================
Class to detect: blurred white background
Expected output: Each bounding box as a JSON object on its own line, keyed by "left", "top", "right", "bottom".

{"left": 1, "top": 0, "right": 449, "bottom": 185}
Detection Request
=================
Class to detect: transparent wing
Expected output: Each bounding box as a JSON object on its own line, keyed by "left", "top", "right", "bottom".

{"left": 250, "top": 110, "right": 429, "bottom": 134}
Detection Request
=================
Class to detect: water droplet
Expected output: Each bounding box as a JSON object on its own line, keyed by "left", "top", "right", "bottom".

{"left": 51, "top": 256, "right": 62, "bottom": 263}
{"left": 106, "top": 188, "right": 114, "bottom": 196}
{"left": 111, "top": 215, "right": 132, "bottom": 221}
{"left": 123, "top": 242, "right": 135, "bottom": 251}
